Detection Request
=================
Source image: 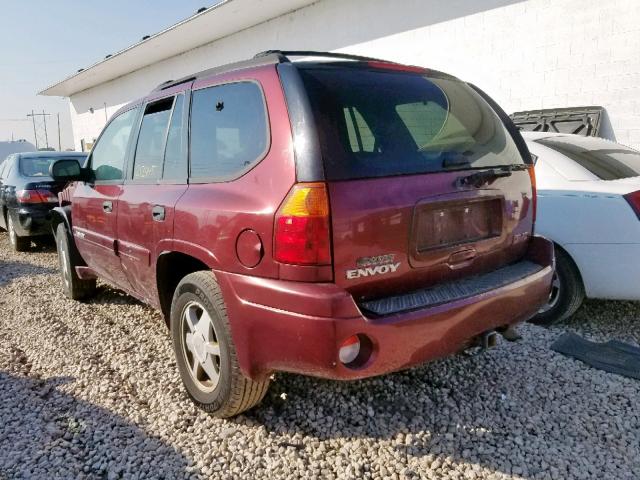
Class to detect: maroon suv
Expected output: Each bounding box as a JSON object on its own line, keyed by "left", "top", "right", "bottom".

{"left": 50, "top": 51, "right": 554, "bottom": 417}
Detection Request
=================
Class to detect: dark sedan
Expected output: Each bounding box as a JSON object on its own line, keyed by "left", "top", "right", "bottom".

{"left": 0, "top": 151, "right": 87, "bottom": 251}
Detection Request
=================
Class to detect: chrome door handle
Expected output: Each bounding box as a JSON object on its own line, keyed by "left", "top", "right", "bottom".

{"left": 102, "top": 201, "right": 113, "bottom": 213}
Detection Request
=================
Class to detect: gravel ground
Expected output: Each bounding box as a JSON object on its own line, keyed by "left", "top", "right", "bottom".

{"left": 0, "top": 231, "right": 639, "bottom": 480}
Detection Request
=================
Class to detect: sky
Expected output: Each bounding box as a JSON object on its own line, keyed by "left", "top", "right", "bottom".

{"left": 0, "top": 1, "right": 216, "bottom": 150}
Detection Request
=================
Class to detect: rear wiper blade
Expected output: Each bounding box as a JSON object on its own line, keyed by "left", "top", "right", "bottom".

{"left": 455, "top": 168, "right": 512, "bottom": 188}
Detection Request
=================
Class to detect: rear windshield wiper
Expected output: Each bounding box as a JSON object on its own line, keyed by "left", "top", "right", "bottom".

{"left": 455, "top": 167, "right": 513, "bottom": 188}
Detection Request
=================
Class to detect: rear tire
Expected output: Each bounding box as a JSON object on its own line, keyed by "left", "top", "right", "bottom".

{"left": 56, "top": 223, "right": 96, "bottom": 300}
{"left": 530, "top": 247, "right": 585, "bottom": 326}
{"left": 7, "top": 214, "right": 30, "bottom": 252}
{"left": 170, "top": 271, "right": 270, "bottom": 418}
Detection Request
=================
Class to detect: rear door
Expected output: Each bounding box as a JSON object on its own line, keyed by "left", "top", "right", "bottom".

{"left": 298, "top": 65, "right": 534, "bottom": 302}
{"left": 72, "top": 106, "right": 140, "bottom": 288}
{"left": 117, "top": 88, "right": 190, "bottom": 303}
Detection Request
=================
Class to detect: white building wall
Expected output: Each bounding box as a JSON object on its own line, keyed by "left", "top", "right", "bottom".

{"left": 69, "top": 0, "right": 640, "bottom": 151}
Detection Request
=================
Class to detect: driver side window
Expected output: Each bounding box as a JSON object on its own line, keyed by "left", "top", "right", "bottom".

{"left": 90, "top": 108, "right": 138, "bottom": 181}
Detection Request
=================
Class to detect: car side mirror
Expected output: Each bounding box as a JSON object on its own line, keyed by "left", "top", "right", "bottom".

{"left": 49, "top": 159, "right": 87, "bottom": 182}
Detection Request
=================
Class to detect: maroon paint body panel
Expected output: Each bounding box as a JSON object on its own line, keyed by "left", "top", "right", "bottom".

{"left": 72, "top": 183, "right": 132, "bottom": 289}
{"left": 117, "top": 184, "right": 188, "bottom": 304}
{"left": 218, "top": 236, "right": 553, "bottom": 381}
{"left": 60, "top": 56, "right": 554, "bottom": 385}
{"left": 328, "top": 170, "right": 533, "bottom": 301}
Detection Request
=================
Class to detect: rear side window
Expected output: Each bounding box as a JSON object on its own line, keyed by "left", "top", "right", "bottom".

{"left": 133, "top": 97, "right": 174, "bottom": 180}
{"left": 91, "top": 108, "right": 138, "bottom": 181}
{"left": 189, "top": 82, "right": 268, "bottom": 180}
{"left": 299, "top": 66, "right": 523, "bottom": 180}
{"left": 535, "top": 136, "right": 640, "bottom": 180}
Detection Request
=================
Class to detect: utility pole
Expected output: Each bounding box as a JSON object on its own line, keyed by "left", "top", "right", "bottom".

{"left": 57, "top": 113, "right": 62, "bottom": 151}
{"left": 29, "top": 110, "right": 38, "bottom": 149}
{"left": 42, "top": 110, "right": 49, "bottom": 148}
{"left": 26, "top": 110, "right": 52, "bottom": 150}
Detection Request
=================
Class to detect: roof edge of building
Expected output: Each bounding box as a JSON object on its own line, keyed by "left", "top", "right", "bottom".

{"left": 39, "top": 0, "right": 316, "bottom": 97}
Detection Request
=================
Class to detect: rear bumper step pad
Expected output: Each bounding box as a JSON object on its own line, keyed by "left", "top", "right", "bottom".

{"left": 360, "top": 260, "right": 543, "bottom": 316}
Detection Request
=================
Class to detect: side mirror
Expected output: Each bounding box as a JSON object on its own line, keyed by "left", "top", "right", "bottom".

{"left": 49, "top": 159, "right": 86, "bottom": 182}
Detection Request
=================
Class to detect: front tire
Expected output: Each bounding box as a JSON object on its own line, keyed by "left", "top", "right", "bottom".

{"left": 56, "top": 223, "right": 96, "bottom": 300}
{"left": 530, "top": 247, "right": 585, "bottom": 326}
{"left": 7, "top": 214, "right": 30, "bottom": 252}
{"left": 170, "top": 271, "right": 270, "bottom": 417}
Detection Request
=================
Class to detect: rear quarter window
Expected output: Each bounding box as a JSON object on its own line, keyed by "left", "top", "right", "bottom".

{"left": 189, "top": 81, "right": 269, "bottom": 181}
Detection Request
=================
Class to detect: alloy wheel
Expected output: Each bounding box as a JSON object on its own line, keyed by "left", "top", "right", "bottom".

{"left": 180, "top": 301, "right": 222, "bottom": 392}
{"left": 60, "top": 246, "right": 71, "bottom": 289}
{"left": 7, "top": 216, "right": 16, "bottom": 247}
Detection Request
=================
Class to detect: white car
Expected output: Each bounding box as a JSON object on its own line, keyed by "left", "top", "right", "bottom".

{"left": 522, "top": 131, "right": 640, "bottom": 325}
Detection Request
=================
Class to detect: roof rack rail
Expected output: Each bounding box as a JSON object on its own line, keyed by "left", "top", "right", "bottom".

{"left": 151, "top": 52, "right": 286, "bottom": 92}
{"left": 254, "top": 50, "right": 396, "bottom": 64}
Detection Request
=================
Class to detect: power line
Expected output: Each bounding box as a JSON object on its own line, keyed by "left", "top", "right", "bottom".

{"left": 26, "top": 110, "right": 51, "bottom": 150}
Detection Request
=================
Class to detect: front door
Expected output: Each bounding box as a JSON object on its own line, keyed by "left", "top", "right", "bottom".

{"left": 117, "top": 90, "right": 189, "bottom": 303}
{"left": 72, "top": 106, "right": 140, "bottom": 289}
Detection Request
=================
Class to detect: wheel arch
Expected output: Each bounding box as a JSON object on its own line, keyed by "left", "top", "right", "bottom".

{"left": 156, "top": 250, "right": 212, "bottom": 326}
{"left": 51, "top": 205, "right": 73, "bottom": 237}
{"left": 552, "top": 241, "right": 585, "bottom": 292}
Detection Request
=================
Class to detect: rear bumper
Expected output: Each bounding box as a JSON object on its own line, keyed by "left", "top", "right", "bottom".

{"left": 217, "top": 236, "right": 554, "bottom": 381}
{"left": 8, "top": 207, "right": 54, "bottom": 237}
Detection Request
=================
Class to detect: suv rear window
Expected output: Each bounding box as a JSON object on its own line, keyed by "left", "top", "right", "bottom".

{"left": 535, "top": 135, "right": 640, "bottom": 180}
{"left": 298, "top": 66, "right": 524, "bottom": 180}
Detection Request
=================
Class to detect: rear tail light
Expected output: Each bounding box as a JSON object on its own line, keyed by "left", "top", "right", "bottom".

{"left": 624, "top": 190, "right": 640, "bottom": 219}
{"left": 16, "top": 189, "right": 58, "bottom": 204}
{"left": 274, "top": 182, "right": 332, "bottom": 265}
{"left": 527, "top": 165, "right": 537, "bottom": 226}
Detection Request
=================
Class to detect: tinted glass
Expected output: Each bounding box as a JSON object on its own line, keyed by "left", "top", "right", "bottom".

{"left": 163, "top": 94, "right": 186, "bottom": 180}
{"left": 535, "top": 136, "right": 640, "bottom": 180}
{"left": 190, "top": 82, "right": 268, "bottom": 179}
{"left": 133, "top": 98, "right": 174, "bottom": 180}
{"left": 91, "top": 108, "right": 138, "bottom": 181}
{"left": 299, "top": 66, "right": 523, "bottom": 180}
{"left": 20, "top": 156, "right": 82, "bottom": 177}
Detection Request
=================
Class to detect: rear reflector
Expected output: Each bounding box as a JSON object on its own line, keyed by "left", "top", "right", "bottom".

{"left": 624, "top": 191, "right": 640, "bottom": 219}
{"left": 274, "top": 183, "right": 331, "bottom": 265}
{"left": 338, "top": 335, "right": 361, "bottom": 365}
{"left": 16, "top": 189, "right": 57, "bottom": 204}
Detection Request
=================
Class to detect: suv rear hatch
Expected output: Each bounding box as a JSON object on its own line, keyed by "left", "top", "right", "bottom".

{"left": 296, "top": 63, "right": 535, "bottom": 307}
